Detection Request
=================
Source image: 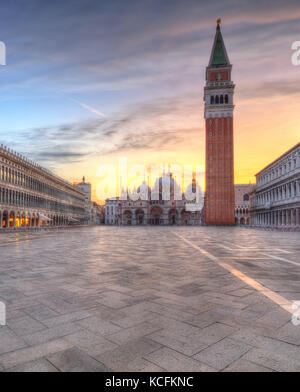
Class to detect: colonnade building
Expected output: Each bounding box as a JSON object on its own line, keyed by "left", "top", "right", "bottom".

{"left": 250, "top": 142, "right": 300, "bottom": 228}
{"left": 0, "top": 145, "right": 86, "bottom": 229}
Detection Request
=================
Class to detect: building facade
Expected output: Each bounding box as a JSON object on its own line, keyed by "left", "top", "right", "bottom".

{"left": 0, "top": 145, "right": 85, "bottom": 229}
{"left": 74, "top": 176, "right": 101, "bottom": 225}
{"left": 105, "top": 174, "right": 203, "bottom": 226}
{"left": 204, "top": 20, "right": 235, "bottom": 225}
{"left": 251, "top": 143, "right": 300, "bottom": 229}
{"left": 105, "top": 197, "right": 121, "bottom": 225}
{"left": 235, "top": 184, "right": 255, "bottom": 225}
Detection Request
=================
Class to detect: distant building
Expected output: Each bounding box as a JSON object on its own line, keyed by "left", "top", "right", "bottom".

{"left": 74, "top": 176, "right": 91, "bottom": 202}
{"left": 0, "top": 145, "right": 85, "bottom": 229}
{"left": 105, "top": 198, "right": 120, "bottom": 225}
{"left": 104, "top": 173, "right": 203, "bottom": 226}
{"left": 235, "top": 184, "right": 255, "bottom": 225}
{"left": 73, "top": 177, "right": 100, "bottom": 225}
{"left": 250, "top": 143, "right": 300, "bottom": 229}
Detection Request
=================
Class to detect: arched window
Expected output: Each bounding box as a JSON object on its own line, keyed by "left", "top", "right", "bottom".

{"left": 220, "top": 95, "right": 224, "bottom": 104}
{"left": 210, "top": 96, "right": 214, "bottom": 104}
{"left": 215, "top": 96, "right": 219, "bottom": 104}
{"left": 243, "top": 194, "right": 249, "bottom": 201}
{"left": 225, "top": 94, "right": 229, "bottom": 104}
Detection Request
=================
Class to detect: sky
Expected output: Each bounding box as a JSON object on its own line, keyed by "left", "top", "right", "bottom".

{"left": 0, "top": 0, "right": 299, "bottom": 201}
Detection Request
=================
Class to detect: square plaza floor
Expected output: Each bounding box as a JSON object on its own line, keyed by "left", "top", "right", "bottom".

{"left": 0, "top": 226, "right": 300, "bottom": 372}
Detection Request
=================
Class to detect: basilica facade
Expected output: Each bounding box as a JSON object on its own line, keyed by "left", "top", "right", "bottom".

{"left": 105, "top": 173, "right": 203, "bottom": 226}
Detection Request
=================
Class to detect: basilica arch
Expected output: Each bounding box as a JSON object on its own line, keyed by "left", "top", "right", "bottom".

{"left": 135, "top": 209, "right": 145, "bottom": 225}
{"left": 123, "top": 210, "right": 132, "bottom": 225}
{"left": 168, "top": 208, "right": 178, "bottom": 225}
{"left": 181, "top": 209, "right": 189, "bottom": 225}
{"left": 150, "top": 206, "right": 163, "bottom": 225}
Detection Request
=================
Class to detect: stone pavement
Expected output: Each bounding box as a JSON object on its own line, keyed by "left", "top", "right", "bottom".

{"left": 0, "top": 226, "right": 300, "bottom": 372}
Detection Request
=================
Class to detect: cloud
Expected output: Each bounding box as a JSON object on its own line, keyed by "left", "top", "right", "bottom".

{"left": 70, "top": 99, "right": 106, "bottom": 118}
{"left": 15, "top": 92, "right": 203, "bottom": 168}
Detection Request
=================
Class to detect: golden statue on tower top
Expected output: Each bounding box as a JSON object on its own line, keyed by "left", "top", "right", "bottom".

{"left": 217, "top": 18, "right": 221, "bottom": 25}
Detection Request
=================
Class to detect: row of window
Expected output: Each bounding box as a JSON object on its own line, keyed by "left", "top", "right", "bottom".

{"left": 210, "top": 95, "right": 229, "bottom": 105}
{"left": 255, "top": 180, "right": 300, "bottom": 205}
{"left": 235, "top": 208, "right": 249, "bottom": 215}
{"left": 0, "top": 164, "right": 84, "bottom": 205}
{"left": 258, "top": 158, "right": 298, "bottom": 185}
{"left": 254, "top": 209, "right": 299, "bottom": 226}
{"left": 0, "top": 187, "right": 85, "bottom": 215}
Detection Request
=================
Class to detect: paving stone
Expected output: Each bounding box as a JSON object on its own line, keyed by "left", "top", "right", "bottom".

{"left": 228, "top": 288, "right": 254, "bottom": 297}
{"left": 6, "top": 358, "right": 58, "bottom": 372}
{"left": 95, "top": 338, "right": 162, "bottom": 371}
{"left": 222, "top": 359, "right": 273, "bottom": 372}
{"left": 256, "top": 309, "right": 292, "bottom": 329}
{"left": 112, "top": 311, "right": 158, "bottom": 328}
{"left": 7, "top": 316, "right": 46, "bottom": 337}
{"left": 63, "top": 329, "right": 118, "bottom": 355}
{"left": 193, "top": 322, "right": 237, "bottom": 345}
{"left": 43, "top": 311, "right": 91, "bottom": 327}
{"left": 193, "top": 338, "right": 252, "bottom": 370}
{"left": 120, "top": 358, "right": 165, "bottom": 372}
{"left": 0, "top": 339, "right": 73, "bottom": 369}
{"left": 151, "top": 316, "right": 202, "bottom": 337}
{"left": 23, "top": 323, "right": 82, "bottom": 346}
{"left": 144, "top": 347, "right": 215, "bottom": 372}
{"left": 23, "top": 304, "right": 60, "bottom": 321}
{"left": 107, "top": 321, "right": 162, "bottom": 344}
{"left": 147, "top": 330, "right": 208, "bottom": 356}
{"left": 229, "top": 327, "right": 300, "bottom": 359}
{"left": 0, "top": 328, "right": 27, "bottom": 355}
{"left": 47, "top": 347, "right": 109, "bottom": 372}
{"left": 75, "top": 316, "right": 122, "bottom": 336}
{"left": 271, "top": 323, "right": 300, "bottom": 346}
{"left": 242, "top": 348, "right": 300, "bottom": 372}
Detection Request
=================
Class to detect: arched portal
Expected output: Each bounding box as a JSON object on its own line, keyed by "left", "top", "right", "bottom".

{"left": 150, "top": 206, "right": 163, "bottom": 225}
{"left": 9, "top": 211, "right": 15, "bottom": 228}
{"left": 21, "top": 213, "right": 25, "bottom": 228}
{"left": 135, "top": 209, "right": 144, "bottom": 225}
{"left": 181, "top": 210, "right": 189, "bottom": 225}
{"left": 123, "top": 210, "right": 132, "bottom": 225}
{"left": 26, "top": 214, "right": 31, "bottom": 228}
{"left": 168, "top": 209, "right": 178, "bottom": 225}
{"left": 240, "top": 217, "right": 245, "bottom": 225}
{"left": 2, "top": 211, "right": 8, "bottom": 228}
{"left": 15, "top": 212, "right": 21, "bottom": 228}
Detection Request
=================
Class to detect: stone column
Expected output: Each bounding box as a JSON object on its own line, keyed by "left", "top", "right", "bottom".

{"left": 291, "top": 209, "right": 295, "bottom": 226}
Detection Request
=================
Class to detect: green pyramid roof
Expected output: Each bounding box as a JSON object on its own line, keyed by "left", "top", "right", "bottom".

{"left": 209, "top": 24, "right": 230, "bottom": 67}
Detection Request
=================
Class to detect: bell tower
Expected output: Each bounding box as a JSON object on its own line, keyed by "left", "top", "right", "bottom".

{"left": 204, "top": 19, "right": 235, "bottom": 225}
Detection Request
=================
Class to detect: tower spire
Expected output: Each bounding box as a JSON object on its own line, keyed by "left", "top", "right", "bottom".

{"left": 209, "top": 19, "right": 230, "bottom": 67}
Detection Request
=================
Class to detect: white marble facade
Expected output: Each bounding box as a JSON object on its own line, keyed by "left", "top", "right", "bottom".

{"left": 251, "top": 143, "right": 300, "bottom": 228}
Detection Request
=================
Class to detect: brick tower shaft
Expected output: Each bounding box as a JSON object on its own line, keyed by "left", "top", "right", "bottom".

{"left": 204, "top": 20, "right": 235, "bottom": 225}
